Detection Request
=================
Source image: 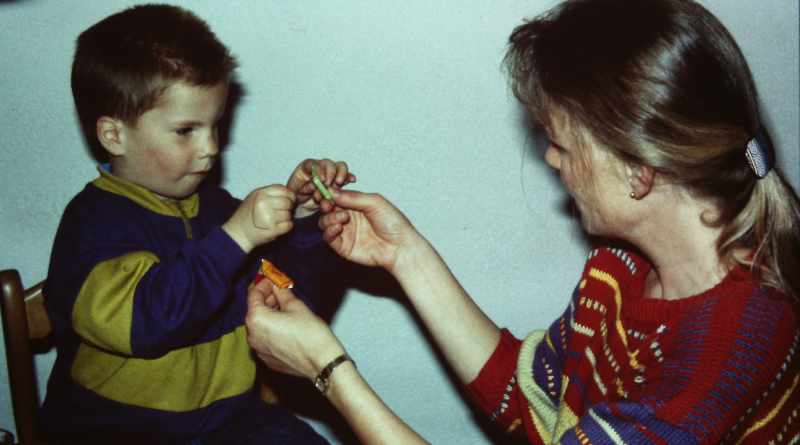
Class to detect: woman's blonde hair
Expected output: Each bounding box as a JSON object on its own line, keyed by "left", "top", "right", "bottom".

{"left": 505, "top": 0, "right": 800, "bottom": 303}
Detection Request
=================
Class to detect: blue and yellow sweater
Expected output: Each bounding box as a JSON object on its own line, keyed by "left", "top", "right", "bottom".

{"left": 38, "top": 167, "right": 339, "bottom": 443}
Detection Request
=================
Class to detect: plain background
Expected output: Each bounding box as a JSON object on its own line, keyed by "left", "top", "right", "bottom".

{"left": 1, "top": 1, "right": 797, "bottom": 443}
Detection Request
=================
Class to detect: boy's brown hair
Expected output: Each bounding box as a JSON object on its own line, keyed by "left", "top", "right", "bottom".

{"left": 72, "top": 4, "right": 237, "bottom": 157}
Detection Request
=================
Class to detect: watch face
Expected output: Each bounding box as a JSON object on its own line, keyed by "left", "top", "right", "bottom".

{"left": 315, "top": 376, "right": 328, "bottom": 394}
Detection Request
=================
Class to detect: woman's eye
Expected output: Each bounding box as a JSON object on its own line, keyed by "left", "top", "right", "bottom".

{"left": 176, "top": 127, "right": 193, "bottom": 136}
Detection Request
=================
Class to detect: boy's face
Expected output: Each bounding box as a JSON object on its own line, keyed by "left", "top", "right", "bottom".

{"left": 109, "top": 80, "right": 228, "bottom": 200}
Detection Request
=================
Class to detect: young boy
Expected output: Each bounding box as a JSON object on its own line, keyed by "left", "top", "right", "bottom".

{"left": 37, "top": 5, "right": 352, "bottom": 444}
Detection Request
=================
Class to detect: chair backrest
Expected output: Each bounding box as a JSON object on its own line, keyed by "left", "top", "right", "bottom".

{"left": 1, "top": 269, "right": 51, "bottom": 444}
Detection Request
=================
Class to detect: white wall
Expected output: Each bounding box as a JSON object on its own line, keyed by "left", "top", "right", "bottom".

{"left": 1, "top": 1, "right": 797, "bottom": 443}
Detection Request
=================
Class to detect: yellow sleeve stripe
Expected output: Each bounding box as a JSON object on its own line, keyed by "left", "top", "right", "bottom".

{"left": 71, "top": 325, "right": 256, "bottom": 411}
{"left": 73, "top": 251, "right": 160, "bottom": 355}
{"left": 517, "top": 330, "right": 560, "bottom": 436}
{"left": 733, "top": 372, "right": 799, "bottom": 445}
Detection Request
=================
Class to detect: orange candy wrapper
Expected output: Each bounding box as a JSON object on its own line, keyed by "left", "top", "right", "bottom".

{"left": 253, "top": 259, "right": 294, "bottom": 289}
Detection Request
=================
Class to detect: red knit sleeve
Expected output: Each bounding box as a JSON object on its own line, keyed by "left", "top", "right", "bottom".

{"left": 464, "top": 328, "right": 529, "bottom": 437}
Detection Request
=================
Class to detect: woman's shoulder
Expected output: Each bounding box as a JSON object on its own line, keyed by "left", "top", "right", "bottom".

{"left": 665, "top": 281, "right": 799, "bottom": 383}
{"left": 677, "top": 268, "right": 797, "bottom": 331}
{"left": 581, "top": 246, "right": 650, "bottom": 291}
{"left": 587, "top": 246, "right": 646, "bottom": 273}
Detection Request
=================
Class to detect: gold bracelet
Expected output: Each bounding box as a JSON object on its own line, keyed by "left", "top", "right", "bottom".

{"left": 314, "top": 354, "right": 355, "bottom": 396}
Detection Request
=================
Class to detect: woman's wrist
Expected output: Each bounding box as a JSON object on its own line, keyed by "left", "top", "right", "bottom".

{"left": 309, "top": 339, "right": 348, "bottom": 381}
{"left": 389, "top": 233, "right": 435, "bottom": 279}
{"left": 322, "top": 359, "right": 358, "bottom": 399}
{"left": 314, "top": 354, "right": 356, "bottom": 396}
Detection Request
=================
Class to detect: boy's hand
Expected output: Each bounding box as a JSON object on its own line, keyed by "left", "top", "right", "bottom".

{"left": 288, "top": 159, "right": 356, "bottom": 218}
{"left": 222, "top": 185, "right": 296, "bottom": 253}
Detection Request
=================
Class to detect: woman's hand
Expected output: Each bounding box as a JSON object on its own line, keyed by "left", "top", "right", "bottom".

{"left": 245, "top": 278, "right": 431, "bottom": 445}
{"left": 245, "top": 278, "right": 346, "bottom": 381}
{"left": 320, "top": 188, "right": 501, "bottom": 384}
{"left": 318, "top": 190, "right": 424, "bottom": 273}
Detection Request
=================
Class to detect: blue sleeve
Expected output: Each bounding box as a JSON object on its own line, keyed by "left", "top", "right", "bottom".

{"left": 264, "top": 211, "right": 342, "bottom": 313}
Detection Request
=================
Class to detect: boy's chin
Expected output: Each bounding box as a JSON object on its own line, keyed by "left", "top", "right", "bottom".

{"left": 147, "top": 178, "right": 204, "bottom": 200}
{"left": 151, "top": 187, "right": 198, "bottom": 201}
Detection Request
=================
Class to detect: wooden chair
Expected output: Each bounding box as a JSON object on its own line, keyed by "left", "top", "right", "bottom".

{"left": 1, "top": 269, "right": 51, "bottom": 443}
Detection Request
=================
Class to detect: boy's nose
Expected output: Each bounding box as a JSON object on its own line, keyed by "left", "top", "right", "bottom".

{"left": 202, "top": 133, "right": 219, "bottom": 158}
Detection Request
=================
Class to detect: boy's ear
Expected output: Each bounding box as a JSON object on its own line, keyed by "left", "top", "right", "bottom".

{"left": 627, "top": 162, "right": 655, "bottom": 200}
{"left": 96, "top": 116, "right": 125, "bottom": 157}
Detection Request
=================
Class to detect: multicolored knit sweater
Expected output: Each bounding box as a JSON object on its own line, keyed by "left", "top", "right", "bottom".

{"left": 466, "top": 247, "right": 799, "bottom": 444}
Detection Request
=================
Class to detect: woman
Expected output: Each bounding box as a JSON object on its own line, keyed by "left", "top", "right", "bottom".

{"left": 246, "top": 0, "right": 800, "bottom": 443}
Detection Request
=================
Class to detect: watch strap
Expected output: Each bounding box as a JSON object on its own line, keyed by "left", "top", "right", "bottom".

{"left": 315, "top": 354, "right": 355, "bottom": 396}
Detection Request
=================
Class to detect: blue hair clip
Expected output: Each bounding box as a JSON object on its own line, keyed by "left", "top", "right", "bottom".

{"left": 745, "top": 129, "right": 774, "bottom": 178}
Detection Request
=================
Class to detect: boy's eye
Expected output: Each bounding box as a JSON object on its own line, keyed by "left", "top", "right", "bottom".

{"left": 176, "top": 127, "right": 194, "bottom": 136}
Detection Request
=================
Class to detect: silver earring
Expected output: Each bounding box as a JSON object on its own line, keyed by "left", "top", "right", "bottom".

{"left": 630, "top": 192, "right": 636, "bottom": 199}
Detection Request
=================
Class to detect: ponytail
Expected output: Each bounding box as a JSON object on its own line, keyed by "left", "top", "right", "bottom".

{"left": 721, "top": 168, "right": 800, "bottom": 305}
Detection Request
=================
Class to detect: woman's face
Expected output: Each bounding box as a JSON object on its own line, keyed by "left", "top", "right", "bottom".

{"left": 544, "top": 126, "right": 634, "bottom": 237}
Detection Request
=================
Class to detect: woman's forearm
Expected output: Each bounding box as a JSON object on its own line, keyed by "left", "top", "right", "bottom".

{"left": 325, "top": 361, "right": 430, "bottom": 445}
{"left": 390, "top": 236, "right": 502, "bottom": 384}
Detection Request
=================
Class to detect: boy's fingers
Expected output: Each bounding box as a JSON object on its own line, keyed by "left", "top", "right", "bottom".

{"left": 318, "top": 159, "right": 338, "bottom": 184}
{"left": 333, "top": 161, "right": 350, "bottom": 185}
{"left": 253, "top": 188, "right": 295, "bottom": 213}
{"left": 261, "top": 184, "right": 292, "bottom": 196}
{"left": 275, "top": 220, "right": 294, "bottom": 235}
{"left": 298, "top": 181, "right": 317, "bottom": 194}
{"left": 261, "top": 185, "right": 297, "bottom": 205}
{"left": 252, "top": 210, "right": 294, "bottom": 234}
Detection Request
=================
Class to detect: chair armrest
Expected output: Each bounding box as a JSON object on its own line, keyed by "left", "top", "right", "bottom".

{"left": 25, "top": 282, "right": 51, "bottom": 339}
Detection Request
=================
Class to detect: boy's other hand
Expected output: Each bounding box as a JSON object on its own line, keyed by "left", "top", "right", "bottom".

{"left": 222, "top": 185, "right": 296, "bottom": 253}
{"left": 288, "top": 159, "right": 356, "bottom": 218}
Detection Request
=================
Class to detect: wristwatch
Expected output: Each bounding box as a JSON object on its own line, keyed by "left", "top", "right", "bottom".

{"left": 315, "top": 354, "right": 355, "bottom": 396}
